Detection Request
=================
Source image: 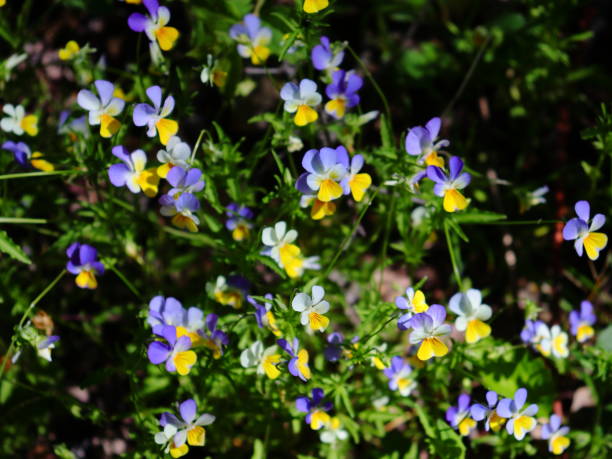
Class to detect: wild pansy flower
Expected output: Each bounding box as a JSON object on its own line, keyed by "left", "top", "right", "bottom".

{"left": 77, "top": 80, "right": 125, "bottom": 138}
{"left": 154, "top": 399, "right": 215, "bottom": 458}
{"left": 147, "top": 296, "right": 204, "bottom": 345}
{"left": 278, "top": 337, "right": 311, "bottom": 382}
{"left": 280, "top": 79, "right": 322, "bottom": 127}
{"left": 296, "top": 388, "right": 333, "bottom": 430}
{"left": 147, "top": 325, "right": 197, "bottom": 375}
{"left": 133, "top": 85, "right": 178, "bottom": 145}
{"left": 261, "top": 221, "right": 320, "bottom": 278}
{"left": 538, "top": 324, "right": 569, "bottom": 359}
{"left": 341, "top": 154, "right": 372, "bottom": 202}
{"left": 296, "top": 146, "right": 348, "bottom": 202}
{"left": 156, "top": 136, "right": 191, "bottom": 178}
{"left": 470, "top": 391, "right": 506, "bottom": 432}
{"left": 166, "top": 166, "right": 205, "bottom": 198}
{"left": 303, "top": 0, "right": 329, "bottom": 14}
{"left": 200, "top": 54, "right": 227, "bottom": 88}
{"left": 2, "top": 141, "right": 53, "bottom": 171}
{"left": 383, "top": 356, "right": 416, "bottom": 396}
{"left": 292, "top": 285, "right": 330, "bottom": 332}
{"left": 66, "top": 242, "right": 104, "bottom": 289}
{"left": 396, "top": 287, "right": 429, "bottom": 330}
{"left": 128, "top": 0, "right": 179, "bottom": 51}
{"left": 324, "top": 70, "right": 363, "bottom": 119}
{"left": 159, "top": 192, "right": 200, "bottom": 232}
{"left": 496, "top": 388, "right": 538, "bottom": 440}
{"left": 108, "top": 146, "right": 160, "bottom": 197}
{"left": 1, "top": 103, "right": 38, "bottom": 136}
{"left": 405, "top": 117, "right": 448, "bottom": 167}
{"left": 58, "top": 41, "right": 80, "bottom": 61}
{"left": 201, "top": 314, "right": 229, "bottom": 359}
{"left": 247, "top": 294, "right": 282, "bottom": 337}
{"left": 229, "top": 14, "right": 272, "bottom": 65}
{"left": 324, "top": 332, "right": 359, "bottom": 362}
{"left": 58, "top": 111, "right": 90, "bottom": 140}
{"left": 426, "top": 156, "right": 471, "bottom": 212}
{"left": 299, "top": 193, "right": 337, "bottom": 221}
{"left": 240, "top": 340, "right": 281, "bottom": 380}
{"left": 446, "top": 394, "right": 477, "bottom": 436}
{"left": 408, "top": 305, "right": 452, "bottom": 361}
{"left": 541, "top": 414, "right": 570, "bottom": 455}
{"left": 35, "top": 335, "right": 60, "bottom": 362}
{"left": 311, "top": 36, "right": 344, "bottom": 73}
{"left": 206, "top": 275, "right": 249, "bottom": 309}
{"left": 225, "top": 203, "right": 254, "bottom": 241}
{"left": 448, "top": 289, "right": 492, "bottom": 344}
{"left": 569, "top": 300, "right": 596, "bottom": 343}
{"left": 320, "top": 417, "right": 348, "bottom": 444}
{"left": 562, "top": 200, "right": 608, "bottom": 260}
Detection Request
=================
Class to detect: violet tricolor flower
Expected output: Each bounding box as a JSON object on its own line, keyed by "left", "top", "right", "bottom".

{"left": 446, "top": 394, "right": 477, "bottom": 436}
{"left": 229, "top": 14, "right": 272, "bottom": 65}
{"left": 154, "top": 399, "right": 215, "bottom": 458}
{"left": 2, "top": 141, "right": 53, "bottom": 171}
{"left": 496, "top": 388, "right": 538, "bottom": 440}
{"left": 562, "top": 200, "right": 608, "bottom": 260}
{"left": 408, "top": 305, "right": 452, "bottom": 361}
{"left": 448, "top": 289, "right": 492, "bottom": 344}
{"left": 66, "top": 242, "right": 104, "bottom": 289}
{"left": 426, "top": 156, "right": 471, "bottom": 212}
{"left": 201, "top": 314, "right": 229, "bottom": 359}
{"left": 207, "top": 275, "right": 249, "bottom": 309}
{"left": 1, "top": 104, "right": 38, "bottom": 136}
{"left": 133, "top": 85, "right": 178, "bottom": 145}
{"left": 537, "top": 324, "right": 569, "bottom": 359}
{"left": 128, "top": 0, "right": 179, "bottom": 51}
{"left": 569, "top": 300, "right": 596, "bottom": 343}
{"left": 147, "top": 325, "right": 197, "bottom": 376}
{"left": 292, "top": 285, "right": 330, "bottom": 332}
{"left": 247, "top": 294, "right": 281, "bottom": 336}
{"left": 77, "top": 80, "right": 125, "bottom": 138}
{"left": 225, "top": 203, "right": 254, "bottom": 241}
{"left": 166, "top": 166, "right": 205, "bottom": 198}
{"left": 541, "top": 414, "right": 570, "bottom": 455}
{"left": 296, "top": 147, "right": 348, "bottom": 202}
{"left": 470, "top": 391, "right": 506, "bottom": 432}
{"left": 296, "top": 388, "right": 333, "bottom": 430}
{"left": 240, "top": 340, "right": 281, "bottom": 379}
{"left": 156, "top": 136, "right": 191, "bottom": 178}
{"left": 405, "top": 117, "right": 448, "bottom": 167}
{"left": 36, "top": 335, "right": 60, "bottom": 362}
{"left": 383, "top": 356, "right": 416, "bottom": 396}
{"left": 311, "top": 36, "right": 344, "bottom": 72}
{"left": 280, "top": 79, "right": 322, "bottom": 127}
{"left": 395, "top": 287, "right": 429, "bottom": 331}
{"left": 340, "top": 154, "right": 372, "bottom": 202}
{"left": 147, "top": 296, "right": 204, "bottom": 343}
{"left": 324, "top": 70, "right": 363, "bottom": 119}
{"left": 520, "top": 319, "right": 547, "bottom": 345}
{"left": 159, "top": 192, "right": 200, "bottom": 232}
{"left": 278, "top": 338, "right": 311, "bottom": 382}
{"left": 108, "top": 146, "right": 159, "bottom": 197}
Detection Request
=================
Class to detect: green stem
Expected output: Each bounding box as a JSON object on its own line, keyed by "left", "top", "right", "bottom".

{"left": 0, "top": 217, "right": 47, "bottom": 224}
{"left": 190, "top": 129, "right": 207, "bottom": 163}
{"left": 444, "top": 221, "right": 463, "bottom": 290}
{"left": 109, "top": 266, "right": 141, "bottom": 299}
{"left": 0, "top": 170, "right": 78, "bottom": 181}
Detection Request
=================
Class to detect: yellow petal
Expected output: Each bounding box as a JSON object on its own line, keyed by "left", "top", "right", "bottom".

{"left": 294, "top": 105, "right": 318, "bottom": 126}
{"left": 303, "top": 0, "right": 329, "bottom": 14}
{"left": 425, "top": 151, "right": 444, "bottom": 167}
{"left": 156, "top": 26, "right": 179, "bottom": 51}
{"left": 311, "top": 199, "right": 336, "bottom": 220}
{"left": 75, "top": 270, "right": 97, "bottom": 289}
{"left": 489, "top": 411, "right": 506, "bottom": 432}
{"left": 513, "top": 415, "right": 536, "bottom": 439}
{"left": 583, "top": 232, "right": 608, "bottom": 260}
{"left": 171, "top": 214, "right": 198, "bottom": 232}
{"left": 577, "top": 324, "right": 594, "bottom": 342}
{"left": 212, "top": 70, "right": 228, "bottom": 88}
{"left": 551, "top": 435, "right": 570, "bottom": 455}
{"left": 317, "top": 179, "right": 343, "bottom": 202}
{"left": 263, "top": 354, "right": 281, "bottom": 379}
{"left": 156, "top": 118, "right": 179, "bottom": 145}
{"left": 170, "top": 443, "right": 189, "bottom": 458}
{"left": 417, "top": 337, "right": 447, "bottom": 360}
{"left": 136, "top": 168, "right": 160, "bottom": 197}
{"left": 157, "top": 162, "right": 174, "bottom": 179}
{"left": 30, "top": 153, "right": 54, "bottom": 172}
{"left": 443, "top": 188, "right": 468, "bottom": 212}
{"left": 348, "top": 173, "right": 371, "bottom": 202}
{"left": 297, "top": 349, "right": 311, "bottom": 380}
{"left": 251, "top": 45, "right": 270, "bottom": 65}
{"left": 465, "top": 319, "right": 491, "bottom": 344}
{"left": 21, "top": 115, "right": 38, "bottom": 136}
{"left": 266, "top": 311, "right": 282, "bottom": 337}
{"left": 309, "top": 311, "right": 329, "bottom": 332}
{"left": 371, "top": 357, "right": 386, "bottom": 370}
{"left": 458, "top": 417, "right": 476, "bottom": 436}
{"left": 232, "top": 224, "right": 250, "bottom": 241}
{"left": 412, "top": 290, "right": 429, "bottom": 313}
{"left": 187, "top": 426, "right": 205, "bottom": 446}
{"left": 100, "top": 114, "right": 120, "bottom": 138}
{"left": 325, "top": 98, "right": 346, "bottom": 118}
{"left": 310, "top": 411, "right": 331, "bottom": 430}
{"left": 174, "top": 350, "right": 197, "bottom": 375}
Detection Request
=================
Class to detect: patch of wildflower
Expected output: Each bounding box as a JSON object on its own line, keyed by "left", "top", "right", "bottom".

{"left": 2, "top": 141, "right": 53, "bottom": 171}
{"left": 240, "top": 340, "right": 281, "bottom": 379}
{"left": 407, "top": 305, "right": 452, "bottom": 361}
{"left": 470, "top": 391, "right": 507, "bottom": 433}
{"left": 77, "top": 80, "right": 125, "bottom": 138}
{"left": 426, "top": 156, "right": 471, "bottom": 212}
{"left": 296, "top": 388, "right": 333, "bottom": 430}
{"left": 292, "top": 285, "right": 330, "bottom": 332}
{"left": 1, "top": 103, "right": 38, "bottom": 136}
{"left": 383, "top": 356, "right": 416, "bottom": 396}
{"left": 229, "top": 14, "right": 272, "bottom": 65}
{"left": 261, "top": 221, "right": 320, "bottom": 278}
{"left": 562, "top": 200, "right": 607, "bottom": 260}
{"left": 128, "top": 0, "right": 179, "bottom": 52}
{"left": 247, "top": 294, "right": 282, "bottom": 337}
{"left": 225, "top": 203, "right": 254, "bottom": 241}
{"left": 133, "top": 85, "right": 178, "bottom": 145}
{"left": 206, "top": 275, "right": 249, "bottom": 309}
{"left": 280, "top": 79, "right": 322, "bottom": 127}
{"left": 156, "top": 135, "right": 191, "bottom": 178}
{"left": 569, "top": 300, "right": 596, "bottom": 343}
{"left": 541, "top": 414, "right": 571, "bottom": 455}
{"left": 277, "top": 337, "right": 311, "bottom": 382}
{"left": 396, "top": 287, "right": 429, "bottom": 330}
{"left": 311, "top": 36, "right": 344, "bottom": 74}
{"left": 324, "top": 70, "right": 363, "bottom": 119}
{"left": 66, "top": 242, "right": 104, "bottom": 289}
{"left": 108, "top": 145, "right": 160, "bottom": 197}
{"left": 448, "top": 288, "right": 492, "bottom": 344}
{"left": 446, "top": 394, "right": 478, "bottom": 436}
{"left": 496, "top": 388, "right": 538, "bottom": 440}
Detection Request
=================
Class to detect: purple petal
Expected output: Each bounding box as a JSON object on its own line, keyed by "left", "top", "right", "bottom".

{"left": 143, "top": 0, "right": 159, "bottom": 18}
{"left": 206, "top": 313, "right": 218, "bottom": 332}
{"left": 108, "top": 163, "right": 130, "bottom": 187}
{"left": 574, "top": 200, "right": 590, "bottom": 222}
{"left": 335, "top": 146, "right": 350, "bottom": 168}
{"left": 243, "top": 14, "right": 261, "bottom": 39}
{"left": 311, "top": 44, "right": 331, "bottom": 70}
{"left": 277, "top": 338, "right": 292, "bottom": 355}
{"left": 166, "top": 166, "right": 186, "bottom": 187}
{"left": 457, "top": 394, "right": 471, "bottom": 412}
{"left": 148, "top": 341, "right": 170, "bottom": 364}
{"left": 133, "top": 103, "right": 156, "bottom": 127}
{"left": 95, "top": 80, "right": 114, "bottom": 107}
{"left": 160, "top": 325, "right": 177, "bottom": 346}
{"left": 470, "top": 404, "right": 487, "bottom": 421}
{"left": 397, "top": 313, "right": 413, "bottom": 330}
{"left": 425, "top": 117, "right": 441, "bottom": 140}
{"left": 426, "top": 165, "right": 447, "bottom": 184}
{"left": 128, "top": 13, "right": 148, "bottom": 32}
{"left": 562, "top": 218, "right": 585, "bottom": 240}
{"left": 112, "top": 145, "right": 131, "bottom": 163}
{"left": 146, "top": 85, "right": 162, "bottom": 110}
{"left": 448, "top": 156, "right": 463, "bottom": 180}
{"left": 78, "top": 244, "right": 98, "bottom": 264}
{"left": 514, "top": 387, "right": 527, "bottom": 410}
{"left": 426, "top": 304, "right": 447, "bottom": 327}
{"left": 445, "top": 406, "right": 458, "bottom": 426}
{"left": 405, "top": 127, "right": 426, "bottom": 156}
{"left": 311, "top": 388, "right": 324, "bottom": 404}
{"left": 296, "top": 396, "right": 311, "bottom": 413}
{"left": 496, "top": 398, "right": 513, "bottom": 418}
{"left": 179, "top": 399, "right": 197, "bottom": 424}
{"left": 301, "top": 149, "right": 318, "bottom": 173}
{"left": 486, "top": 391, "right": 498, "bottom": 408}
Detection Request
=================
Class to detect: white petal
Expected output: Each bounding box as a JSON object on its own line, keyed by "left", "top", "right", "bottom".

{"left": 77, "top": 90, "right": 101, "bottom": 111}
{"left": 292, "top": 293, "right": 310, "bottom": 312}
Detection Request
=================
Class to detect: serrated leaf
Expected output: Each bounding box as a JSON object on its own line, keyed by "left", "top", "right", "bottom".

{"left": 0, "top": 230, "right": 31, "bottom": 264}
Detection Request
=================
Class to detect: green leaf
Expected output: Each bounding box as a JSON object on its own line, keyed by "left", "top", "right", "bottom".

{"left": 596, "top": 324, "right": 612, "bottom": 352}
{"left": 452, "top": 210, "right": 507, "bottom": 224}
{"left": 0, "top": 230, "right": 31, "bottom": 264}
{"left": 415, "top": 404, "right": 466, "bottom": 459}
{"left": 251, "top": 438, "right": 265, "bottom": 459}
